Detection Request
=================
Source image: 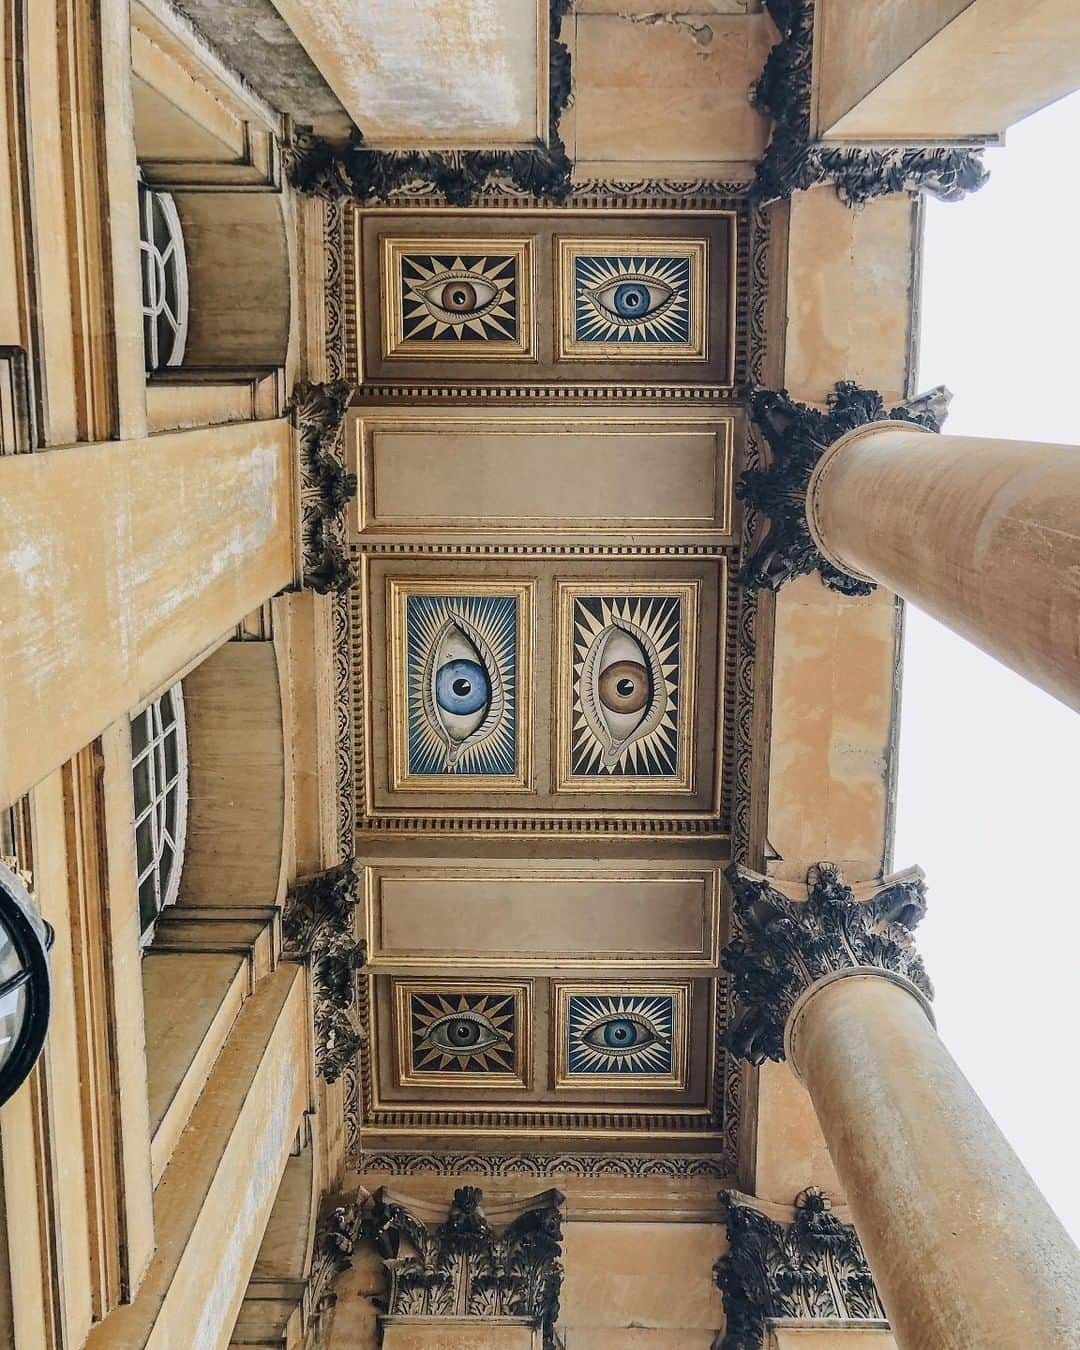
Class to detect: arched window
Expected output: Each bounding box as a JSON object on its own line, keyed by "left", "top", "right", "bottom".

{"left": 138, "top": 180, "right": 189, "bottom": 372}
{"left": 131, "top": 684, "right": 188, "bottom": 938}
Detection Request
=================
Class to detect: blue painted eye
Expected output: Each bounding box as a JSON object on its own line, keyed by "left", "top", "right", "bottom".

{"left": 590, "top": 277, "right": 675, "bottom": 325}
{"left": 612, "top": 283, "right": 650, "bottom": 317}
{"left": 436, "top": 659, "right": 489, "bottom": 715}
{"left": 582, "top": 1014, "right": 658, "bottom": 1054}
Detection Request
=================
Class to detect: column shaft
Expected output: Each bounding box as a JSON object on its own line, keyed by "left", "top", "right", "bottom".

{"left": 790, "top": 973, "right": 1080, "bottom": 1349}
{"left": 808, "top": 422, "right": 1080, "bottom": 710}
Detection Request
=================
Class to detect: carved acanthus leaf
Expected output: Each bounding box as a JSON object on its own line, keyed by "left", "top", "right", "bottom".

{"left": 283, "top": 860, "right": 367, "bottom": 1084}
{"left": 753, "top": 0, "right": 988, "bottom": 207}
{"left": 365, "top": 1186, "right": 564, "bottom": 1348}
{"left": 715, "top": 1188, "right": 886, "bottom": 1348}
{"left": 737, "top": 381, "right": 949, "bottom": 595}
{"left": 291, "top": 379, "right": 358, "bottom": 596}
{"left": 722, "top": 861, "right": 933, "bottom": 1065}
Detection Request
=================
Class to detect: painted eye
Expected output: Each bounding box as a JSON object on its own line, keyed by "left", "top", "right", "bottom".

{"left": 422, "top": 1010, "right": 507, "bottom": 1054}
{"left": 419, "top": 272, "right": 500, "bottom": 323}
{"left": 420, "top": 615, "right": 504, "bottom": 769}
{"left": 436, "top": 658, "right": 489, "bottom": 715}
{"left": 581, "top": 1014, "right": 658, "bottom": 1054}
{"left": 580, "top": 622, "right": 666, "bottom": 770}
{"left": 588, "top": 277, "right": 675, "bottom": 325}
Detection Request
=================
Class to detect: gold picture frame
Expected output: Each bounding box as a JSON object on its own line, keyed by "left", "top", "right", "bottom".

{"left": 387, "top": 578, "right": 534, "bottom": 792}
{"left": 555, "top": 237, "right": 708, "bottom": 361}
{"left": 380, "top": 236, "right": 536, "bottom": 359}
{"left": 554, "top": 580, "right": 699, "bottom": 793}
{"left": 394, "top": 978, "right": 532, "bottom": 1089}
{"left": 553, "top": 981, "right": 691, "bottom": 1091}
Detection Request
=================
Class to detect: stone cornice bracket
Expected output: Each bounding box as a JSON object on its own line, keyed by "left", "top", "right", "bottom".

{"left": 364, "top": 1185, "right": 565, "bottom": 1349}
{"left": 285, "top": 0, "right": 573, "bottom": 208}
{"left": 306, "top": 1195, "right": 368, "bottom": 1328}
{"left": 291, "top": 378, "right": 358, "bottom": 596}
{"left": 721, "top": 861, "right": 933, "bottom": 1066}
{"left": 714, "top": 1187, "right": 886, "bottom": 1348}
{"left": 737, "top": 381, "right": 950, "bottom": 595}
{"left": 283, "top": 860, "right": 367, "bottom": 1084}
{"left": 752, "top": 0, "right": 988, "bottom": 207}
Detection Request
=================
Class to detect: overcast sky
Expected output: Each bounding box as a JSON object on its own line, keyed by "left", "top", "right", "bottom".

{"left": 895, "top": 88, "right": 1080, "bottom": 1242}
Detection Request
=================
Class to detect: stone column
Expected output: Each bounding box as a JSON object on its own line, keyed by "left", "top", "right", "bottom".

{"left": 808, "top": 419, "right": 1080, "bottom": 711}
{"left": 738, "top": 382, "right": 1080, "bottom": 712}
{"left": 723, "top": 862, "right": 1080, "bottom": 1350}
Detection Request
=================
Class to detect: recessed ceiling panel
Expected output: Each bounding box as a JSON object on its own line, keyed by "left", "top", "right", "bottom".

{"left": 268, "top": 0, "right": 545, "bottom": 147}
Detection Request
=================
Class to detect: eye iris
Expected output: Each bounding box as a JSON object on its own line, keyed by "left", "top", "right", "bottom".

{"left": 443, "top": 281, "right": 477, "bottom": 314}
{"left": 612, "top": 282, "right": 650, "bottom": 317}
{"left": 603, "top": 1018, "right": 639, "bottom": 1048}
{"left": 445, "top": 1017, "right": 481, "bottom": 1047}
{"left": 598, "top": 660, "right": 649, "bottom": 714}
{"left": 436, "top": 659, "right": 489, "bottom": 715}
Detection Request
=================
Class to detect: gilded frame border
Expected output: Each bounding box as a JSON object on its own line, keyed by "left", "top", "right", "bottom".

{"left": 380, "top": 236, "right": 536, "bottom": 360}
{"left": 554, "top": 579, "right": 700, "bottom": 794}
{"left": 555, "top": 236, "right": 708, "bottom": 361}
{"left": 387, "top": 577, "right": 534, "bottom": 792}
{"left": 393, "top": 978, "right": 532, "bottom": 1090}
{"left": 553, "top": 980, "right": 692, "bottom": 1091}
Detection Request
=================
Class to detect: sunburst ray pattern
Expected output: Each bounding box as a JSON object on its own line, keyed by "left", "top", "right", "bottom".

{"left": 566, "top": 992, "right": 675, "bottom": 1077}
{"left": 400, "top": 252, "right": 519, "bottom": 344}
{"left": 570, "top": 594, "right": 682, "bottom": 778}
{"left": 573, "top": 254, "right": 691, "bottom": 345}
{"left": 410, "top": 990, "right": 517, "bottom": 1075}
{"left": 406, "top": 593, "right": 518, "bottom": 777}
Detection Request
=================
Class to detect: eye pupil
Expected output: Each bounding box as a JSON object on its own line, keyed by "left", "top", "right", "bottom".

{"left": 436, "top": 658, "right": 490, "bottom": 715}
{"left": 444, "top": 281, "right": 477, "bottom": 313}
{"left": 613, "top": 282, "right": 649, "bottom": 317}
{"left": 616, "top": 677, "right": 635, "bottom": 696}
{"left": 447, "top": 1018, "right": 480, "bottom": 1046}
{"left": 598, "top": 660, "right": 650, "bottom": 714}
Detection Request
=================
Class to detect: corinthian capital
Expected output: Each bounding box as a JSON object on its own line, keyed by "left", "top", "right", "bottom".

{"left": 722, "top": 862, "right": 933, "bottom": 1065}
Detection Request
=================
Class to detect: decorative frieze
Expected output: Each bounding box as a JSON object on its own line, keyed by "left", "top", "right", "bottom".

{"left": 753, "top": 0, "right": 988, "bottom": 207}
{"left": 283, "top": 860, "right": 367, "bottom": 1084}
{"left": 366, "top": 1185, "right": 564, "bottom": 1348}
{"left": 737, "top": 381, "right": 950, "bottom": 595}
{"left": 722, "top": 862, "right": 933, "bottom": 1065}
{"left": 716, "top": 1188, "right": 886, "bottom": 1348}
{"left": 286, "top": 0, "right": 572, "bottom": 208}
{"left": 292, "top": 378, "right": 358, "bottom": 596}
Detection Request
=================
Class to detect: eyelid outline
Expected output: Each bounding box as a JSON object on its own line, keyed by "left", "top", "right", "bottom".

{"left": 420, "top": 613, "right": 505, "bottom": 767}
{"left": 584, "top": 275, "right": 677, "bottom": 326}
{"left": 419, "top": 1009, "right": 509, "bottom": 1053}
{"left": 418, "top": 269, "right": 503, "bottom": 323}
{"left": 579, "top": 616, "right": 667, "bottom": 768}
{"left": 578, "top": 1010, "right": 668, "bottom": 1057}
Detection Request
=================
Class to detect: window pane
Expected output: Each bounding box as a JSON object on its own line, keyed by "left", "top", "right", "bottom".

{"left": 135, "top": 815, "right": 154, "bottom": 876}
{"left": 132, "top": 754, "right": 152, "bottom": 813}
{"left": 139, "top": 875, "right": 159, "bottom": 934}
{"left": 163, "top": 728, "right": 178, "bottom": 780}
{"left": 164, "top": 786, "right": 177, "bottom": 839}
{"left": 130, "top": 710, "right": 150, "bottom": 756}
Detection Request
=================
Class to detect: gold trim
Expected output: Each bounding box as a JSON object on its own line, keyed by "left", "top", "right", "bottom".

{"left": 387, "top": 577, "right": 534, "bottom": 792}
{"left": 554, "top": 580, "right": 700, "bottom": 795}
{"left": 392, "top": 978, "right": 532, "bottom": 1089}
{"left": 555, "top": 237, "right": 708, "bottom": 362}
{"left": 363, "top": 866, "right": 721, "bottom": 970}
{"left": 553, "top": 981, "right": 692, "bottom": 1091}
{"left": 380, "top": 236, "right": 536, "bottom": 360}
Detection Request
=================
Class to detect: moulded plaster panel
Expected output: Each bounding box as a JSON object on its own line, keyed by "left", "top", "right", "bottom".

{"left": 572, "top": 12, "right": 772, "bottom": 168}
{"left": 267, "top": 0, "right": 543, "bottom": 147}
{"left": 770, "top": 1329, "right": 897, "bottom": 1349}
{"left": 381, "top": 1322, "right": 536, "bottom": 1348}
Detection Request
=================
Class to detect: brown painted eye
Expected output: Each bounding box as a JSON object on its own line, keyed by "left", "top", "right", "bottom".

{"left": 598, "top": 660, "right": 649, "bottom": 713}
{"left": 442, "top": 281, "right": 477, "bottom": 313}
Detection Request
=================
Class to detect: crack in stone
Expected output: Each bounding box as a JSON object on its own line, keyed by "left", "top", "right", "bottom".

{"left": 619, "top": 11, "right": 716, "bottom": 48}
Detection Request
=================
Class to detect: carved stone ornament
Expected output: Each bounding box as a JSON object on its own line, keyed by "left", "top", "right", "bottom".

{"left": 721, "top": 861, "right": 933, "bottom": 1066}
{"left": 715, "top": 1188, "right": 886, "bottom": 1348}
{"left": 752, "top": 0, "right": 988, "bottom": 207}
{"left": 306, "top": 1196, "right": 368, "bottom": 1328}
{"left": 283, "top": 860, "right": 367, "bottom": 1083}
{"left": 737, "top": 381, "right": 950, "bottom": 595}
{"left": 365, "top": 1185, "right": 564, "bottom": 1349}
{"left": 286, "top": 0, "right": 573, "bottom": 207}
{"left": 292, "top": 379, "right": 358, "bottom": 596}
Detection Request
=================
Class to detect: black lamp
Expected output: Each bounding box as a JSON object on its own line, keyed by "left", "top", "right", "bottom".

{"left": 0, "top": 859, "right": 53, "bottom": 1108}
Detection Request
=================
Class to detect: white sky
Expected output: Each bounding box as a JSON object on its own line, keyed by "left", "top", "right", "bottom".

{"left": 895, "top": 89, "right": 1080, "bottom": 1242}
